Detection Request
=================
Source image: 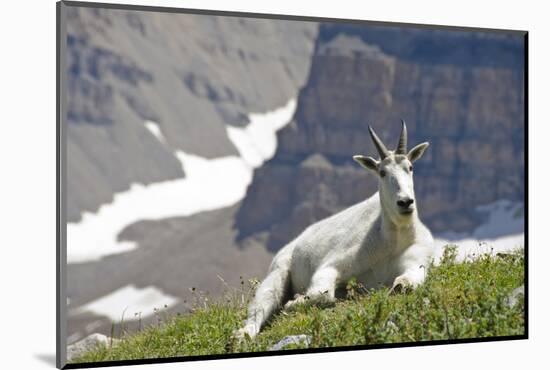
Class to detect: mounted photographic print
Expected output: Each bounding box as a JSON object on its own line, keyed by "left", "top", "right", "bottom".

{"left": 56, "top": 1, "right": 527, "bottom": 368}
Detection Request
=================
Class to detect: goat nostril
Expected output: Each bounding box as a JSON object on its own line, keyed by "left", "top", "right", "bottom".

{"left": 397, "top": 199, "right": 414, "bottom": 208}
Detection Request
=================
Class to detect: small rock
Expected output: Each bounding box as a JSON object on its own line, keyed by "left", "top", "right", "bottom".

{"left": 423, "top": 297, "right": 431, "bottom": 307}
{"left": 67, "top": 333, "right": 118, "bottom": 361}
{"left": 385, "top": 320, "right": 398, "bottom": 332}
{"left": 268, "top": 335, "right": 311, "bottom": 351}
{"left": 506, "top": 285, "right": 525, "bottom": 308}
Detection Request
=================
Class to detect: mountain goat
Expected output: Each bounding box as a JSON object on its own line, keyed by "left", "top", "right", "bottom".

{"left": 235, "top": 121, "right": 434, "bottom": 339}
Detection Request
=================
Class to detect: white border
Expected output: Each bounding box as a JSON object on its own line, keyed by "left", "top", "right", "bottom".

{"left": 2, "top": 0, "right": 546, "bottom": 369}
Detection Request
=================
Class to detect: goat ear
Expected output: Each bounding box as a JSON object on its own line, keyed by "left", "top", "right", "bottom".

{"left": 407, "top": 142, "right": 430, "bottom": 162}
{"left": 353, "top": 155, "right": 379, "bottom": 172}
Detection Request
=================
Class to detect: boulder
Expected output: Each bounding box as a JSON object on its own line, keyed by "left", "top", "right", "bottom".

{"left": 268, "top": 334, "right": 311, "bottom": 351}
{"left": 66, "top": 333, "right": 118, "bottom": 362}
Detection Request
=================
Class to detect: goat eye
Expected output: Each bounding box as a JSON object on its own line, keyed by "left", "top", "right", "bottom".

{"left": 409, "top": 165, "right": 413, "bottom": 172}
{"left": 379, "top": 170, "right": 386, "bottom": 178}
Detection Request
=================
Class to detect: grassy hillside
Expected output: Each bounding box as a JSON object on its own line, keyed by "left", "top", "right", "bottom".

{"left": 71, "top": 247, "right": 525, "bottom": 364}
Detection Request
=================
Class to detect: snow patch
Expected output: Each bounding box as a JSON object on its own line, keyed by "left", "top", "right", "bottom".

{"left": 434, "top": 200, "right": 524, "bottom": 263}
{"left": 144, "top": 120, "right": 166, "bottom": 143}
{"left": 227, "top": 99, "right": 296, "bottom": 167}
{"left": 67, "top": 99, "right": 297, "bottom": 263}
{"left": 433, "top": 234, "right": 524, "bottom": 263}
{"left": 72, "top": 285, "right": 178, "bottom": 322}
{"left": 472, "top": 199, "right": 523, "bottom": 239}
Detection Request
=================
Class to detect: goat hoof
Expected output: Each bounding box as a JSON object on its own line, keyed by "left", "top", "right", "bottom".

{"left": 284, "top": 294, "right": 308, "bottom": 310}
{"left": 390, "top": 277, "right": 412, "bottom": 295}
{"left": 232, "top": 326, "right": 255, "bottom": 343}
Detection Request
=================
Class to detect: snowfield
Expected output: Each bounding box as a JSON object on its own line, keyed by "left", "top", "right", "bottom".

{"left": 433, "top": 200, "right": 524, "bottom": 263}
{"left": 227, "top": 99, "right": 297, "bottom": 167}
{"left": 67, "top": 99, "right": 297, "bottom": 263}
{"left": 71, "top": 285, "right": 179, "bottom": 323}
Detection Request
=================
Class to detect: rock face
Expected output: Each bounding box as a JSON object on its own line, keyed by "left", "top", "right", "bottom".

{"left": 65, "top": 5, "right": 317, "bottom": 221}
{"left": 236, "top": 26, "right": 525, "bottom": 251}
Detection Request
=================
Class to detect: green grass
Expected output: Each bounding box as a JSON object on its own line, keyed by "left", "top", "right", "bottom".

{"left": 72, "top": 246, "right": 525, "bottom": 364}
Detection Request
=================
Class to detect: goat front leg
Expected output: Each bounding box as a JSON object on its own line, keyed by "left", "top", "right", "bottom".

{"left": 390, "top": 267, "right": 426, "bottom": 294}
{"left": 389, "top": 274, "right": 417, "bottom": 294}
{"left": 390, "top": 247, "right": 429, "bottom": 295}
{"left": 285, "top": 267, "right": 338, "bottom": 309}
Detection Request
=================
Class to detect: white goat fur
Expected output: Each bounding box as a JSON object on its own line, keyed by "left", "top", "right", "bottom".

{"left": 236, "top": 123, "right": 434, "bottom": 339}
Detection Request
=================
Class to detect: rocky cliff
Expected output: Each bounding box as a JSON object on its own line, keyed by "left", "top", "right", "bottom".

{"left": 235, "top": 26, "right": 525, "bottom": 251}
{"left": 65, "top": 6, "right": 317, "bottom": 221}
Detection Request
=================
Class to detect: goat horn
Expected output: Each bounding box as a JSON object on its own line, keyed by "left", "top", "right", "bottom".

{"left": 396, "top": 119, "right": 407, "bottom": 154}
{"left": 368, "top": 125, "right": 390, "bottom": 159}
